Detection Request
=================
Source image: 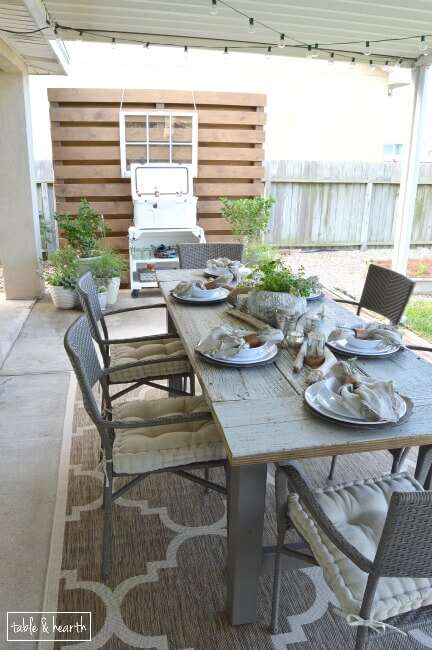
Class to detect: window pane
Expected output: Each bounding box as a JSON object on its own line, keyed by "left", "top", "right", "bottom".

{"left": 149, "top": 145, "right": 170, "bottom": 163}
{"left": 172, "top": 116, "right": 192, "bottom": 142}
{"left": 172, "top": 145, "right": 192, "bottom": 164}
{"left": 126, "top": 144, "right": 147, "bottom": 169}
{"left": 148, "top": 116, "right": 169, "bottom": 142}
{"left": 125, "top": 115, "right": 146, "bottom": 142}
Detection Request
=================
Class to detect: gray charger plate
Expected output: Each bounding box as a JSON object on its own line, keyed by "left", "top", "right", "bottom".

{"left": 326, "top": 339, "right": 401, "bottom": 359}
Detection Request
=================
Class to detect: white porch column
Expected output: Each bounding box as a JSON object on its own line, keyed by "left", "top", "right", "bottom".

{"left": 0, "top": 71, "right": 44, "bottom": 299}
{"left": 392, "top": 64, "right": 431, "bottom": 274}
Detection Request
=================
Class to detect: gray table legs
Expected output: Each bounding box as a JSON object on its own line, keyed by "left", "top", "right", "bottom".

{"left": 227, "top": 463, "right": 267, "bottom": 625}
{"left": 415, "top": 445, "right": 432, "bottom": 488}
{"left": 166, "top": 309, "right": 184, "bottom": 396}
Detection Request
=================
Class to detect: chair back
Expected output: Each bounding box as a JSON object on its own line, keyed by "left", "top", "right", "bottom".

{"left": 373, "top": 489, "right": 432, "bottom": 579}
{"left": 64, "top": 316, "right": 111, "bottom": 430}
{"left": 358, "top": 264, "right": 414, "bottom": 324}
{"left": 177, "top": 243, "right": 244, "bottom": 269}
{"left": 77, "top": 272, "right": 110, "bottom": 365}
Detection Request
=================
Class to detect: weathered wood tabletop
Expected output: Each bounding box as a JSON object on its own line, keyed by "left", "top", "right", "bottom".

{"left": 157, "top": 268, "right": 432, "bottom": 626}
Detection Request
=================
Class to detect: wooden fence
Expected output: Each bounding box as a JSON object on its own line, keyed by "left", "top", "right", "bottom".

{"left": 265, "top": 160, "right": 432, "bottom": 248}
{"left": 48, "top": 88, "right": 266, "bottom": 251}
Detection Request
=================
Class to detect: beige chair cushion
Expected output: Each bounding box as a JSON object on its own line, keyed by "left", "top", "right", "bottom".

{"left": 288, "top": 473, "right": 432, "bottom": 621}
{"left": 109, "top": 338, "right": 190, "bottom": 382}
{"left": 112, "top": 395, "right": 226, "bottom": 474}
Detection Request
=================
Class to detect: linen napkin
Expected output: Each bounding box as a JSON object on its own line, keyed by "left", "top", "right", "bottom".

{"left": 196, "top": 324, "right": 283, "bottom": 359}
{"left": 207, "top": 258, "right": 242, "bottom": 284}
{"left": 322, "top": 360, "right": 404, "bottom": 422}
{"left": 173, "top": 280, "right": 207, "bottom": 297}
{"left": 328, "top": 322, "right": 402, "bottom": 347}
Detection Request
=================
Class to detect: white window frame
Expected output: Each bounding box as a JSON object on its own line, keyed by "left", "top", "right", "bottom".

{"left": 119, "top": 110, "right": 198, "bottom": 178}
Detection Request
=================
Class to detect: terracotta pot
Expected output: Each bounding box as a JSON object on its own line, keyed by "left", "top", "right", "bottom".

{"left": 48, "top": 285, "right": 78, "bottom": 309}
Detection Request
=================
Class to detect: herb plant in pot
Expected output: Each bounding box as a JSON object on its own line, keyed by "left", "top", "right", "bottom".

{"left": 55, "top": 199, "right": 110, "bottom": 275}
{"left": 242, "top": 259, "right": 314, "bottom": 326}
{"left": 93, "top": 248, "right": 126, "bottom": 305}
{"left": 42, "top": 245, "right": 79, "bottom": 309}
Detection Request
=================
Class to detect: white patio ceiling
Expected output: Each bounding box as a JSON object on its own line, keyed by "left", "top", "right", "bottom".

{"left": 0, "top": 1, "right": 65, "bottom": 74}
{"left": 44, "top": 0, "right": 432, "bottom": 66}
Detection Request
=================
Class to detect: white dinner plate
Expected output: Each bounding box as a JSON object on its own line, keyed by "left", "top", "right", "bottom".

{"left": 196, "top": 342, "right": 278, "bottom": 366}
{"left": 171, "top": 287, "right": 229, "bottom": 304}
{"left": 304, "top": 375, "right": 407, "bottom": 426}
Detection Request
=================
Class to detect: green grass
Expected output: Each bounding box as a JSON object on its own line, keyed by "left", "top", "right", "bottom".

{"left": 405, "top": 300, "right": 432, "bottom": 341}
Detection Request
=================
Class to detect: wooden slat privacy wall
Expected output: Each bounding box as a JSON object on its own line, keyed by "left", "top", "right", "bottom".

{"left": 48, "top": 89, "right": 266, "bottom": 260}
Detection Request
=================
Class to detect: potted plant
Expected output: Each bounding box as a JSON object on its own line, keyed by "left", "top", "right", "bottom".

{"left": 220, "top": 196, "right": 275, "bottom": 263}
{"left": 93, "top": 248, "right": 126, "bottom": 305}
{"left": 55, "top": 199, "right": 110, "bottom": 275}
{"left": 97, "top": 285, "right": 108, "bottom": 311}
{"left": 241, "top": 259, "right": 315, "bottom": 326}
{"left": 42, "top": 245, "right": 79, "bottom": 309}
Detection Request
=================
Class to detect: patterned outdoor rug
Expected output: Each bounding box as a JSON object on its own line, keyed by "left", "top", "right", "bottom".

{"left": 47, "top": 383, "right": 432, "bottom": 649}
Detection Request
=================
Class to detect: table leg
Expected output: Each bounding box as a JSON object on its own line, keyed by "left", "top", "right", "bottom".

{"left": 227, "top": 463, "right": 267, "bottom": 625}
{"left": 166, "top": 309, "right": 183, "bottom": 396}
{"left": 415, "top": 445, "right": 432, "bottom": 487}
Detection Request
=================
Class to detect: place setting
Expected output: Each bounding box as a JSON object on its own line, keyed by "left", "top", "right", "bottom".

{"left": 195, "top": 324, "right": 283, "bottom": 367}
{"left": 304, "top": 359, "right": 412, "bottom": 428}
{"left": 326, "top": 321, "right": 403, "bottom": 358}
{"left": 170, "top": 279, "right": 231, "bottom": 305}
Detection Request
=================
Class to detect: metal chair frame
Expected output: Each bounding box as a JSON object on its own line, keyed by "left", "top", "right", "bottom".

{"left": 177, "top": 243, "right": 244, "bottom": 269}
{"left": 271, "top": 461, "right": 432, "bottom": 649}
{"left": 77, "top": 272, "right": 194, "bottom": 401}
{"left": 64, "top": 316, "right": 226, "bottom": 578}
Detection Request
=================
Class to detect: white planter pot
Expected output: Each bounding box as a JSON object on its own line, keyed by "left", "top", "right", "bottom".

{"left": 246, "top": 290, "right": 307, "bottom": 327}
{"left": 77, "top": 255, "right": 100, "bottom": 277}
{"left": 98, "top": 291, "right": 108, "bottom": 311}
{"left": 107, "top": 277, "right": 121, "bottom": 305}
{"left": 48, "top": 285, "right": 78, "bottom": 309}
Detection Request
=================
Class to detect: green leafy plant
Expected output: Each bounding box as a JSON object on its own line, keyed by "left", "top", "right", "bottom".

{"left": 93, "top": 248, "right": 126, "bottom": 280}
{"left": 242, "top": 258, "right": 314, "bottom": 297}
{"left": 42, "top": 245, "right": 79, "bottom": 288}
{"left": 244, "top": 242, "right": 278, "bottom": 265}
{"left": 220, "top": 196, "right": 275, "bottom": 242}
{"left": 55, "top": 199, "right": 110, "bottom": 258}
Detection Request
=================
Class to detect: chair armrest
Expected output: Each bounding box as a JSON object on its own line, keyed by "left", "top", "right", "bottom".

{"left": 101, "top": 332, "right": 180, "bottom": 345}
{"left": 407, "top": 345, "right": 432, "bottom": 353}
{"left": 104, "top": 303, "right": 167, "bottom": 317}
{"left": 279, "top": 461, "right": 373, "bottom": 573}
{"left": 102, "top": 354, "right": 190, "bottom": 375}
{"left": 333, "top": 298, "right": 359, "bottom": 306}
{"left": 107, "top": 411, "right": 212, "bottom": 430}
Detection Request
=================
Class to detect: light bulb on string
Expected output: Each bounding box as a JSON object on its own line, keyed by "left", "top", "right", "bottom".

{"left": 383, "top": 60, "right": 391, "bottom": 72}
{"left": 305, "top": 45, "right": 313, "bottom": 59}
{"left": 278, "top": 33, "right": 285, "bottom": 48}
{"left": 143, "top": 41, "right": 149, "bottom": 50}
{"left": 77, "top": 30, "right": 83, "bottom": 42}
{"left": 311, "top": 43, "right": 319, "bottom": 58}
{"left": 210, "top": 0, "right": 218, "bottom": 16}
{"left": 350, "top": 57, "right": 356, "bottom": 67}
{"left": 419, "top": 35, "right": 428, "bottom": 52}
{"left": 328, "top": 52, "right": 335, "bottom": 65}
{"left": 111, "top": 37, "right": 116, "bottom": 52}
{"left": 224, "top": 46, "right": 228, "bottom": 54}
{"left": 266, "top": 45, "right": 272, "bottom": 61}
{"left": 364, "top": 40, "right": 371, "bottom": 56}
{"left": 248, "top": 17, "right": 256, "bottom": 34}
{"left": 369, "top": 59, "right": 376, "bottom": 71}
{"left": 394, "top": 58, "right": 402, "bottom": 69}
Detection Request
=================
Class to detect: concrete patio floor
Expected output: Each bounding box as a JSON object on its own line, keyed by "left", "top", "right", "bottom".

{"left": 0, "top": 289, "right": 165, "bottom": 649}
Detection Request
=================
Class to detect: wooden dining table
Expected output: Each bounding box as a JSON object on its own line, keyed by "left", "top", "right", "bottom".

{"left": 157, "top": 268, "right": 432, "bottom": 626}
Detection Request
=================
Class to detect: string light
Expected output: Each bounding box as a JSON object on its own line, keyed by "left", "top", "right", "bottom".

{"left": 350, "top": 57, "right": 356, "bottom": 67}
{"left": 311, "top": 43, "right": 319, "bottom": 58}
{"left": 143, "top": 41, "right": 149, "bottom": 49}
{"left": 77, "top": 30, "right": 83, "bottom": 42}
{"left": 224, "top": 46, "right": 228, "bottom": 53}
{"left": 383, "top": 60, "right": 390, "bottom": 71}
{"left": 248, "top": 17, "right": 256, "bottom": 34}
{"left": 210, "top": 0, "right": 218, "bottom": 16}
{"left": 394, "top": 58, "right": 403, "bottom": 69}
{"left": 419, "top": 35, "right": 428, "bottom": 52}
{"left": 369, "top": 59, "right": 376, "bottom": 71}
{"left": 328, "top": 52, "right": 335, "bottom": 65}
{"left": 305, "top": 44, "right": 313, "bottom": 58}
{"left": 278, "top": 33, "right": 285, "bottom": 48}
{"left": 364, "top": 40, "right": 371, "bottom": 56}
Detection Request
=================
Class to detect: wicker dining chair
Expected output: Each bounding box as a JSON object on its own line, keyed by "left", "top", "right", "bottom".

{"left": 334, "top": 263, "right": 415, "bottom": 325}
{"left": 64, "top": 316, "right": 227, "bottom": 578}
{"left": 177, "top": 243, "right": 244, "bottom": 269}
{"left": 271, "top": 461, "right": 432, "bottom": 649}
{"left": 77, "top": 272, "right": 194, "bottom": 401}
